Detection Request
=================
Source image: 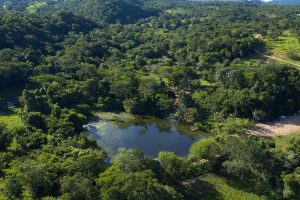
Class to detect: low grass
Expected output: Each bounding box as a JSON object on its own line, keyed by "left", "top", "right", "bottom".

{"left": 94, "top": 112, "right": 136, "bottom": 122}
{"left": 0, "top": 111, "right": 23, "bottom": 130}
{"left": 26, "top": 2, "right": 48, "bottom": 13}
{"left": 199, "top": 79, "right": 217, "bottom": 87}
{"left": 165, "top": 9, "right": 187, "bottom": 15}
{"left": 191, "top": 174, "right": 267, "bottom": 200}
{"left": 266, "top": 35, "right": 300, "bottom": 66}
{"left": 274, "top": 133, "right": 300, "bottom": 150}
{"left": 0, "top": 87, "right": 23, "bottom": 129}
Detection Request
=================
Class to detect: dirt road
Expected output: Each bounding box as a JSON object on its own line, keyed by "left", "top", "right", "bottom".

{"left": 255, "top": 50, "right": 300, "bottom": 68}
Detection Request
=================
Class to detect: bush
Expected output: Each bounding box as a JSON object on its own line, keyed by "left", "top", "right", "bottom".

{"left": 189, "top": 138, "right": 220, "bottom": 160}
{"left": 0, "top": 123, "right": 12, "bottom": 150}
{"left": 212, "top": 117, "right": 253, "bottom": 136}
{"left": 24, "top": 112, "right": 46, "bottom": 130}
{"left": 157, "top": 151, "right": 190, "bottom": 180}
{"left": 287, "top": 51, "right": 300, "bottom": 61}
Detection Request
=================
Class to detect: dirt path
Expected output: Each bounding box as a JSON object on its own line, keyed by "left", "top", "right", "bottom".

{"left": 255, "top": 50, "right": 300, "bottom": 68}
{"left": 249, "top": 114, "right": 300, "bottom": 137}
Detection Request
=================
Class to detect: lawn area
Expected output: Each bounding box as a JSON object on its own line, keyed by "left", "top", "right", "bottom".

{"left": 185, "top": 174, "right": 267, "bottom": 200}
{"left": 0, "top": 111, "right": 23, "bottom": 129}
{"left": 274, "top": 133, "right": 300, "bottom": 150}
{"left": 26, "top": 2, "right": 48, "bottom": 13}
{"left": 266, "top": 36, "right": 300, "bottom": 66}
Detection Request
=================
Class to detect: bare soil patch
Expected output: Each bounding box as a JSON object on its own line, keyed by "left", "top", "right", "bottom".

{"left": 249, "top": 114, "right": 300, "bottom": 137}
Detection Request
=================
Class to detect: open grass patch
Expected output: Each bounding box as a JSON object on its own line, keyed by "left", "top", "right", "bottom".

{"left": 94, "top": 112, "right": 136, "bottom": 122}
{"left": 26, "top": 2, "right": 48, "bottom": 13}
{"left": 165, "top": 9, "right": 187, "bottom": 15}
{"left": 274, "top": 133, "right": 300, "bottom": 150}
{"left": 266, "top": 36, "right": 300, "bottom": 66}
{"left": 0, "top": 111, "right": 23, "bottom": 130}
{"left": 187, "top": 174, "right": 267, "bottom": 200}
{"left": 199, "top": 79, "right": 217, "bottom": 87}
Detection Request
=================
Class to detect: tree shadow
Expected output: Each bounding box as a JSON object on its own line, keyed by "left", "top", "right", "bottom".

{"left": 220, "top": 173, "right": 269, "bottom": 198}
{"left": 173, "top": 179, "right": 223, "bottom": 200}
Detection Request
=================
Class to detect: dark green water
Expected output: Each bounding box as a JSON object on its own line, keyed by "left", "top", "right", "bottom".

{"left": 86, "top": 116, "right": 208, "bottom": 158}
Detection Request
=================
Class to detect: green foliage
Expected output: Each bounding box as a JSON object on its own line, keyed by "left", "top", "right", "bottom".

{"left": 62, "top": 148, "right": 106, "bottom": 177}
{"left": 2, "top": 144, "right": 106, "bottom": 199}
{"left": 113, "top": 148, "right": 161, "bottom": 174}
{"left": 54, "top": 0, "right": 158, "bottom": 24}
{"left": 4, "top": 160, "right": 57, "bottom": 198}
{"left": 157, "top": 151, "right": 190, "bottom": 180}
{"left": 219, "top": 136, "right": 282, "bottom": 198}
{"left": 97, "top": 166, "right": 182, "bottom": 200}
{"left": 24, "top": 112, "right": 46, "bottom": 130}
{"left": 266, "top": 36, "right": 300, "bottom": 66}
{"left": 0, "top": 1, "right": 300, "bottom": 199}
{"left": 197, "top": 174, "right": 267, "bottom": 200}
{"left": 189, "top": 138, "right": 220, "bottom": 160}
{"left": 283, "top": 167, "right": 300, "bottom": 199}
{"left": 287, "top": 51, "right": 300, "bottom": 61}
{"left": 26, "top": 2, "right": 48, "bottom": 13}
{"left": 222, "top": 137, "right": 268, "bottom": 179}
{"left": 0, "top": 123, "right": 11, "bottom": 151}
{"left": 60, "top": 173, "right": 99, "bottom": 200}
{"left": 0, "top": 62, "right": 32, "bottom": 91}
{"left": 0, "top": 152, "right": 13, "bottom": 175}
{"left": 277, "top": 134, "right": 300, "bottom": 170}
{"left": 212, "top": 117, "right": 253, "bottom": 136}
{"left": 0, "top": 111, "right": 23, "bottom": 130}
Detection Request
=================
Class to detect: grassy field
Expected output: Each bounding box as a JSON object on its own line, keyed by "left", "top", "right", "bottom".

{"left": 26, "top": 2, "right": 48, "bottom": 13}
{"left": 184, "top": 174, "right": 267, "bottom": 200}
{"left": 266, "top": 36, "right": 300, "bottom": 66}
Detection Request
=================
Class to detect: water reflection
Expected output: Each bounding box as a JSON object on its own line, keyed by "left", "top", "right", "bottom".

{"left": 86, "top": 116, "right": 208, "bottom": 158}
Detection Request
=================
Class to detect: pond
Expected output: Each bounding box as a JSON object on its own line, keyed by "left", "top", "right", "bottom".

{"left": 86, "top": 114, "right": 208, "bottom": 158}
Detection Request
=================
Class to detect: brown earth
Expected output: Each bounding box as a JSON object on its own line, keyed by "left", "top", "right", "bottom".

{"left": 249, "top": 114, "right": 300, "bottom": 137}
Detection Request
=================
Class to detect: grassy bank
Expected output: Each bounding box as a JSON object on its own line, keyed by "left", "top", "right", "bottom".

{"left": 94, "top": 112, "right": 136, "bottom": 122}
{"left": 92, "top": 112, "right": 203, "bottom": 138}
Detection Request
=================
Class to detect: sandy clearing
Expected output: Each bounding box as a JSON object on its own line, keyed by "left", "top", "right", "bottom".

{"left": 249, "top": 114, "right": 300, "bottom": 137}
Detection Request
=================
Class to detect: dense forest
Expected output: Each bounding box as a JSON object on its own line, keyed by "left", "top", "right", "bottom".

{"left": 0, "top": 0, "right": 300, "bottom": 199}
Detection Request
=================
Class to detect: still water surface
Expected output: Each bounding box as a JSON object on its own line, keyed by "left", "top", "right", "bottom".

{"left": 86, "top": 116, "right": 208, "bottom": 158}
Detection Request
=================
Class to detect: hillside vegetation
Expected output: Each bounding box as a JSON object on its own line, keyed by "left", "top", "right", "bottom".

{"left": 0, "top": 1, "right": 300, "bottom": 199}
